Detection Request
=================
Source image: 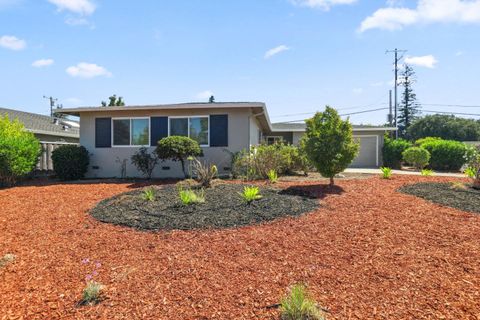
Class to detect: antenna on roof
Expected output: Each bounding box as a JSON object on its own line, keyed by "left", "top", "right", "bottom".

{"left": 209, "top": 95, "right": 215, "bottom": 103}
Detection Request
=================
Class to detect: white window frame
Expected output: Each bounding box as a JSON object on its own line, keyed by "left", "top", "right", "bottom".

{"left": 168, "top": 116, "right": 210, "bottom": 147}
{"left": 111, "top": 117, "right": 151, "bottom": 147}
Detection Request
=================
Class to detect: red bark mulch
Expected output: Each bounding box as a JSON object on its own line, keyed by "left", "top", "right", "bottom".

{"left": 0, "top": 176, "right": 479, "bottom": 319}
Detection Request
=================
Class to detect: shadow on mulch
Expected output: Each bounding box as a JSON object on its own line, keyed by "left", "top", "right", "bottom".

{"left": 399, "top": 182, "right": 480, "bottom": 214}
{"left": 280, "top": 184, "right": 344, "bottom": 200}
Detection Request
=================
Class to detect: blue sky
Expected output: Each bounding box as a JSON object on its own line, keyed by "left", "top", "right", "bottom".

{"left": 1, "top": 0, "right": 480, "bottom": 124}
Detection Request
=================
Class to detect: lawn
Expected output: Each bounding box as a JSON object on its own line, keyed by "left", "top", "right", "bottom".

{"left": 1, "top": 176, "right": 479, "bottom": 319}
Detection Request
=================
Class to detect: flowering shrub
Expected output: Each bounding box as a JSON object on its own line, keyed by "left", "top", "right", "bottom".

{"left": 79, "top": 258, "right": 104, "bottom": 306}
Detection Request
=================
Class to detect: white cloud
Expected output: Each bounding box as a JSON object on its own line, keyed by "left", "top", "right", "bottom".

{"left": 66, "top": 62, "right": 112, "bottom": 78}
{"left": 48, "top": 0, "right": 95, "bottom": 15}
{"left": 370, "top": 81, "right": 385, "bottom": 87}
{"left": 352, "top": 88, "right": 363, "bottom": 94}
{"left": 65, "top": 16, "right": 94, "bottom": 28}
{"left": 32, "top": 58, "right": 54, "bottom": 67}
{"left": 196, "top": 90, "right": 214, "bottom": 100}
{"left": 404, "top": 55, "right": 438, "bottom": 68}
{"left": 359, "top": 0, "right": 480, "bottom": 32}
{"left": 0, "top": 35, "right": 26, "bottom": 50}
{"left": 455, "top": 50, "right": 464, "bottom": 56}
{"left": 290, "top": 0, "right": 357, "bottom": 10}
{"left": 264, "top": 45, "right": 290, "bottom": 59}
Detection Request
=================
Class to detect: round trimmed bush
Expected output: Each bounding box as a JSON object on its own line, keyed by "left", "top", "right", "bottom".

{"left": 402, "top": 147, "right": 430, "bottom": 169}
{"left": 52, "top": 145, "right": 89, "bottom": 180}
{"left": 382, "top": 137, "right": 412, "bottom": 169}
{"left": 420, "top": 140, "right": 468, "bottom": 171}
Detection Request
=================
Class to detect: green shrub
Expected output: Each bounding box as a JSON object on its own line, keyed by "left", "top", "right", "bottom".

{"left": 156, "top": 136, "right": 202, "bottom": 178}
{"left": 303, "top": 107, "right": 359, "bottom": 185}
{"left": 421, "top": 169, "right": 434, "bottom": 176}
{"left": 280, "top": 284, "right": 325, "bottom": 320}
{"left": 232, "top": 143, "right": 308, "bottom": 180}
{"left": 380, "top": 167, "right": 392, "bottom": 179}
{"left": 402, "top": 147, "right": 430, "bottom": 169}
{"left": 464, "top": 145, "right": 480, "bottom": 189}
{"left": 414, "top": 137, "right": 442, "bottom": 146}
{"left": 142, "top": 187, "right": 155, "bottom": 201}
{"left": 382, "top": 136, "right": 412, "bottom": 169}
{"left": 51, "top": 145, "right": 89, "bottom": 180}
{"left": 0, "top": 115, "right": 41, "bottom": 187}
{"left": 420, "top": 140, "right": 468, "bottom": 171}
{"left": 131, "top": 147, "right": 159, "bottom": 179}
{"left": 179, "top": 188, "right": 205, "bottom": 205}
{"left": 191, "top": 158, "right": 217, "bottom": 187}
{"left": 267, "top": 169, "right": 278, "bottom": 183}
{"left": 239, "top": 186, "right": 262, "bottom": 203}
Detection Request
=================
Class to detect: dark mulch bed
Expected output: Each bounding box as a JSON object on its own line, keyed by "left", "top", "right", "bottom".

{"left": 399, "top": 182, "right": 480, "bottom": 214}
{"left": 89, "top": 183, "right": 319, "bottom": 231}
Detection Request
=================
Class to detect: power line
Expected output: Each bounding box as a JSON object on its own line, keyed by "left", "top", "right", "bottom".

{"left": 421, "top": 103, "right": 480, "bottom": 108}
{"left": 422, "top": 110, "right": 480, "bottom": 116}
{"left": 278, "top": 107, "right": 389, "bottom": 123}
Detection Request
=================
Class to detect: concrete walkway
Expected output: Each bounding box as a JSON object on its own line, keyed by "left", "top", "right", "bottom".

{"left": 344, "top": 168, "right": 465, "bottom": 178}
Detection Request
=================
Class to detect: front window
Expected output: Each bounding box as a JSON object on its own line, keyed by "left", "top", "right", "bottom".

{"left": 265, "top": 136, "right": 283, "bottom": 145}
{"left": 112, "top": 118, "right": 150, "bottom": 146}
{"left": 169, "top": 116, "right": 209, "bottom": 146}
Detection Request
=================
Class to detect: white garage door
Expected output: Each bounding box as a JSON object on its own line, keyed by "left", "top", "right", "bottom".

{"left": 350, "top": 136, "right": 378, "bottom": 168}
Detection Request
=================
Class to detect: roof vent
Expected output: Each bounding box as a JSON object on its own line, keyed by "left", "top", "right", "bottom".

{"left": 53, "top": 118, "right": 59, "bottom": 125}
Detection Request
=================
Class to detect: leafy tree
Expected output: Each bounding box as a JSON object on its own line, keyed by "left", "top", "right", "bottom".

{"left": 398, "top": 64, "right": 421, "bottom": 138}
{"left": 101, "top": 94, "right": 125, "bottom": 107}
{"left": 303, "top": 106, "right": 359, "bottom": 186}
{"left": 382, "top": 136, "right": 412, "bottom": 169}
{"left": 0, "top": 115, "right": 40, "bottom": 186}
{"left": 155, "top": 136, "right": 202, "bottom": 178}
{"left": 407, "top": 114, "right": 480, "bottom": 141}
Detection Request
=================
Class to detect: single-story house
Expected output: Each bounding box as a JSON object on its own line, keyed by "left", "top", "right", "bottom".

{"left": 57, "top": 102, "right": 396, "bottom": 178}
{"left": 0, "top": 107, "right": 79, "bottom": 143}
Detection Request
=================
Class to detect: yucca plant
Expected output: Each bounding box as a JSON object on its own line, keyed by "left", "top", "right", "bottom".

{"left": 380, "top": 167, "right": 392, "bottom": 179}
{"left": 280, "top": 284, "right": 325, "bottom": 320}
{"left": 239, "top": 186, "right": 262, "bottom": 203}
{"left": 267, "top": 169, "right": 278, "bottom": 184}
{"left": 192, "top": 158, "right": 218, "bottom": 187}
{"left": 142, "top": 187, "right": 156, "bottom": 201}
{"left": 179, "top": 188, "right": 205, "bottom": 205}
{"left": 421, "top": 169, "right": 434, "bottom": 176}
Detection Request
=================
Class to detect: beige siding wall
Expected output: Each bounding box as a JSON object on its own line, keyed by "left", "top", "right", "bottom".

{"left": 249, "top": 116, "right": 261, "bottom": 146}
{"left": 80, "top": 108, "right": 252, "bottom": 178}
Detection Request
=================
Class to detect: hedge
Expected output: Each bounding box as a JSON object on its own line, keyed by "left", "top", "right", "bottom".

{"left": 51, "top": 145, "right": 90, "bottom": 180}
{"left": 419, "top": 140, "right": 468, "bottom": 171}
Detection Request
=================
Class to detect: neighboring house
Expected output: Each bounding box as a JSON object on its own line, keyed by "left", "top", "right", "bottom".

{"left": 57, "top": 102, "right": 396, "bottom": 178}
{"left": 0, "top": 107, "right": 79, "bottom": 143}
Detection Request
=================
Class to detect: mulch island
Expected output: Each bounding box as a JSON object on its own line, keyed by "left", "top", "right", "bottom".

{"left": 399, "top": 182, "right": 480, "bottom": 214}
{"left": 90, "top": 183, "right": 319, "bottom": 230}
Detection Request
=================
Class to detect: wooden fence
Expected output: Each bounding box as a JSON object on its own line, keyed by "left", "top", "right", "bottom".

{"left": 36, "top": 141, "right": 78, "bottom": 172}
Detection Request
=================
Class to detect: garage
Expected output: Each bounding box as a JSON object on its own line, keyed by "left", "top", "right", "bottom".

{"left": 350, "top": 136, "right": 379, "bottom": 168}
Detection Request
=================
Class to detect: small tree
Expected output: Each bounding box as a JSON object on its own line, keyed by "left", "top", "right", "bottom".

{"left": 101, "top": 94, "right": 125, "bottom": 107}
{"left": 155, "top": 136, "right": 202, "bottom": 178}
{"left": 0, "top": 115, "right": 40, "bottom": 186}
{"left": 402, "top": 147, "right": 430, "bottom": 170}
{"left": 303, "top": 107, "right": 359, "bottom": 186}
{"left": 398, "top": 64, "right": 421, "bottom": 138}
{"left": 131, "top": 147, "right": 159, "bottom": 179}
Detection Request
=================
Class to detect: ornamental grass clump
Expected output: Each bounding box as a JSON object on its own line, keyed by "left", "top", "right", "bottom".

{"left": 380, "top": 167, "right": 392, "bottom": 179}
{"left": 191, "top": 158, "right": 217, "bottom": 187}
{"left": 239, "top": 186, "right": 262, "bottom": 203}
{"left": 280, "top": 284, "right": 325, "bottom": 320}
{"left": 142, "top": 187, "right": 155, "bottom": 201}
{"left": 179, "top": 188, "right": 205, "bottom": 205}
{"left": 267, "top": 169, "right": 278, "bottom": 184}
{"left": 79, "top": 258, "right": 104, "bottom": 306}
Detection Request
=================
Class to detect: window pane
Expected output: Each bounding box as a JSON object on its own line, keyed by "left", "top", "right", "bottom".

{"left": 170, "top": 118, "right": 188, "bottom": 136}
{"left": 113, "top": 119, "right": 130, "bottom": 145}
{"left": 190, "top": 117, "right": 208, "bottom": 145}
{"left": 131, "top": 119, "right": 149, "bottom": 145}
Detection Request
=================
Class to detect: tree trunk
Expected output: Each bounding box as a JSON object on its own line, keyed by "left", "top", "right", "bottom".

{"left": 329, "top": 177, "right": 334, "bottom": 186}
{"left": 180, "top": 159, "right": 187, "bottom": 179}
